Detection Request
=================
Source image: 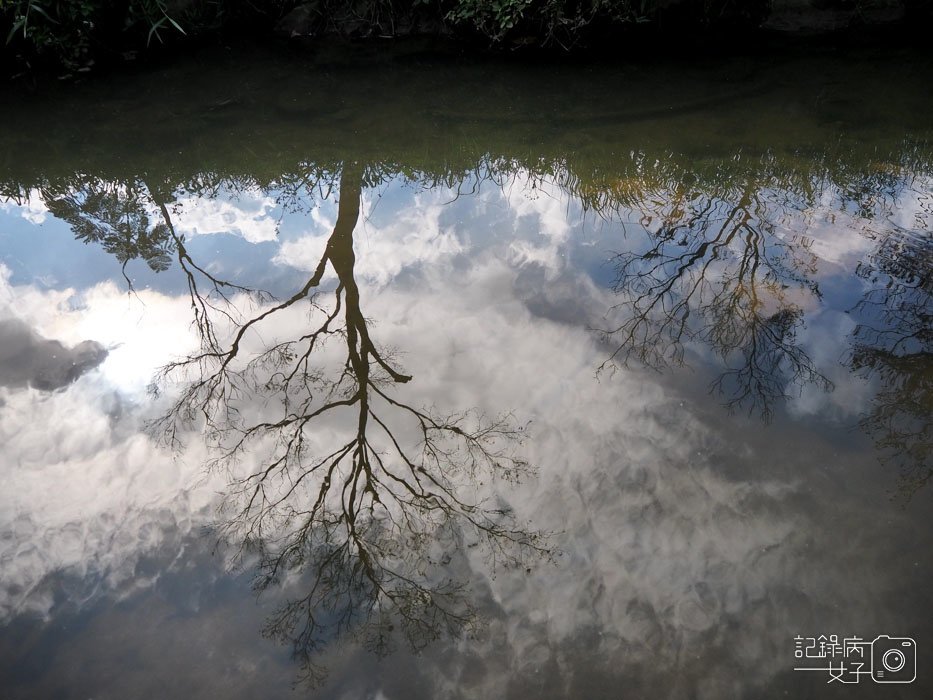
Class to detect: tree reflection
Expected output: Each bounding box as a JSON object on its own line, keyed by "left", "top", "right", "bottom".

{"left": 22, "top": 146, "right": 933, "bottom": 635}
{"left": 12, "top": 164, "right": 550, "bottom": 683}
{"left": 141, "top": 163, "right": 550, "bottom": 684}
{"left": 599, "top": 179, "right": 832, "bottom": 421}
{"left": 40, "top": 178, "right": 174, "bottom": 288}
{"left": 850, "top": 226, "right": 932, "bottom": 502}
{"left": 595, "top": 163, "right": 931, "bottom": 496}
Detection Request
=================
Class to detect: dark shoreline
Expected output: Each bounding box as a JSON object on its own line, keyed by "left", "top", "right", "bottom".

{"left": 2, "top": 0, "right": 932, "bottom": 84}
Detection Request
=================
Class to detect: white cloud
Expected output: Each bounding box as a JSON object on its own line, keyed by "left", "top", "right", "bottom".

{"left": 1, "top": 265, "right": 200, "bottom": 396}
{"left": 309, "top": 255, "right": 916, "bottom": 696}
{"left": 270, "top": 205, "right": 335, "bottom": 276}
{"left": 274, "top": 190, "right": 464, "bottom": 286}
{"left": 0, "top": 190, "right": 49, "bottom": 224}
{"left": 891, "top": 175, "right": 933, "bottom": 233}
{"left": 0, "top": 379, "right": 220, "bottom": 619}
{"left": 169, "top": 189, "right": 279, "bottom": 243}
{"left": 505, "top": 175, "right": 579, "bottom": 276}
{"left": 0, "top": 268, "right": 222, "bottom": 619}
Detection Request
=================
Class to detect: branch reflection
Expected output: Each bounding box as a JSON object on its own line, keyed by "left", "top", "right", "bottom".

{"left": 850, "top": 225, "right": 932, "bottom": 502}
{"left": 599, "top": 175, "right": 832, "bottom": 421}
{"left": 143, "top": 163, "right": 551, "bottom": 684}
{"left": 21, "top": 145, "right": 933, "bottom": 679}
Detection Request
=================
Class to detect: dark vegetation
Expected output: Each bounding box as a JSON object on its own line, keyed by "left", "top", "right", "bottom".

{"left": 2, "top": 0, "right": 931, "bottom": 76}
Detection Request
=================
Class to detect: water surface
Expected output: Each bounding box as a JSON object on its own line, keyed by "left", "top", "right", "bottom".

{"left": 0, "top": 45, "right": 931, "bottom": 699}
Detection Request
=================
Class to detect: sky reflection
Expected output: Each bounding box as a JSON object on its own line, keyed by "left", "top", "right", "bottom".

{"left": 0, "top": 51, "right": 931, "bottom": 696}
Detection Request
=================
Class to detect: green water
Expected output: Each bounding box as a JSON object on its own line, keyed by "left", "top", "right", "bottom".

{"left": 0, "top": 44, "right": 930, "bottom": 699}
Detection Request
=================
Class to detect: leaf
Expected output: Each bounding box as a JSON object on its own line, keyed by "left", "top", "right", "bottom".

{"left": 165, "top": 15, "right": 187, "bottom": 36}
{"left": 27, "top": 2, "right": 56, "bottom": 24}
{"left": 6, "top": 18, "right": 25, "bottom": 44}
{"left": 147, "top": 17, "right": 166, "bottom": 46}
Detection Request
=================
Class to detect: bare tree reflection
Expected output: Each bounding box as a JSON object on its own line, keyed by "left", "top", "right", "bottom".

{"left": 850, "top": 226, "right": 932, "bottom": 502}
{"left": 20, "top": 166, "right": 548, "bottom": 683}
{"left": 25, "top": 147, "right": 932, "bottom": 614}
{"left": 598, "top": 180, "right": 832, "bottom": 421}
{"left": 144, "top": 163, "right": 550, "bottom": 684}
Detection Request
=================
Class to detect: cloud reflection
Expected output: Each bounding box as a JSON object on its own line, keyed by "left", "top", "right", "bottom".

{"left": 0, "top": 166, "right": 930, "bottom": 698}
{"left": 0, "top": 317, "right": 106, "bottom": 391}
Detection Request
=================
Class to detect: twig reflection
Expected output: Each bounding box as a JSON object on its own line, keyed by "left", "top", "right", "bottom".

{"left": 599, "top": 179, "right": 832, "bottom": 421}
{"left": 147, "top": 164, "right": 551, "bottom": 684}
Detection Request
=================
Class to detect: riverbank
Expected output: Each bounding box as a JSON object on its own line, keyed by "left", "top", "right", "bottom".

{"left": 2, "top": 0, "right": 931, "bottom": 80}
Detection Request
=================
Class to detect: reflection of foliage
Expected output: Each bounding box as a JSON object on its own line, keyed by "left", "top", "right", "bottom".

{"left": 599, "top": 180, "right": 832, "bottom": 421}
{"left": 34, "top": 176, "right": 267, "bottom": 332}
{"left": 852, "top": 227, "right": 932, "bottom": 356}
{"left": 850, "top": 226, "right": 933, "bottom": 502}
{"left": 149, "top": 164, "right": 550, "bottom": 685}
{"left": 41, "top": 178, "right": 174, "bottom": 286}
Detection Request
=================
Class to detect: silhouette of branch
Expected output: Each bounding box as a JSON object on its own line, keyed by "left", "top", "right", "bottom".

{"left": 596, "top": 181, "right": 832, "bottom": 420}
{"left": 149, "top": 162, "right": 551, "bottom": 685}
{"left": 849, "top": 226, "right": 932, "bottom": 502}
